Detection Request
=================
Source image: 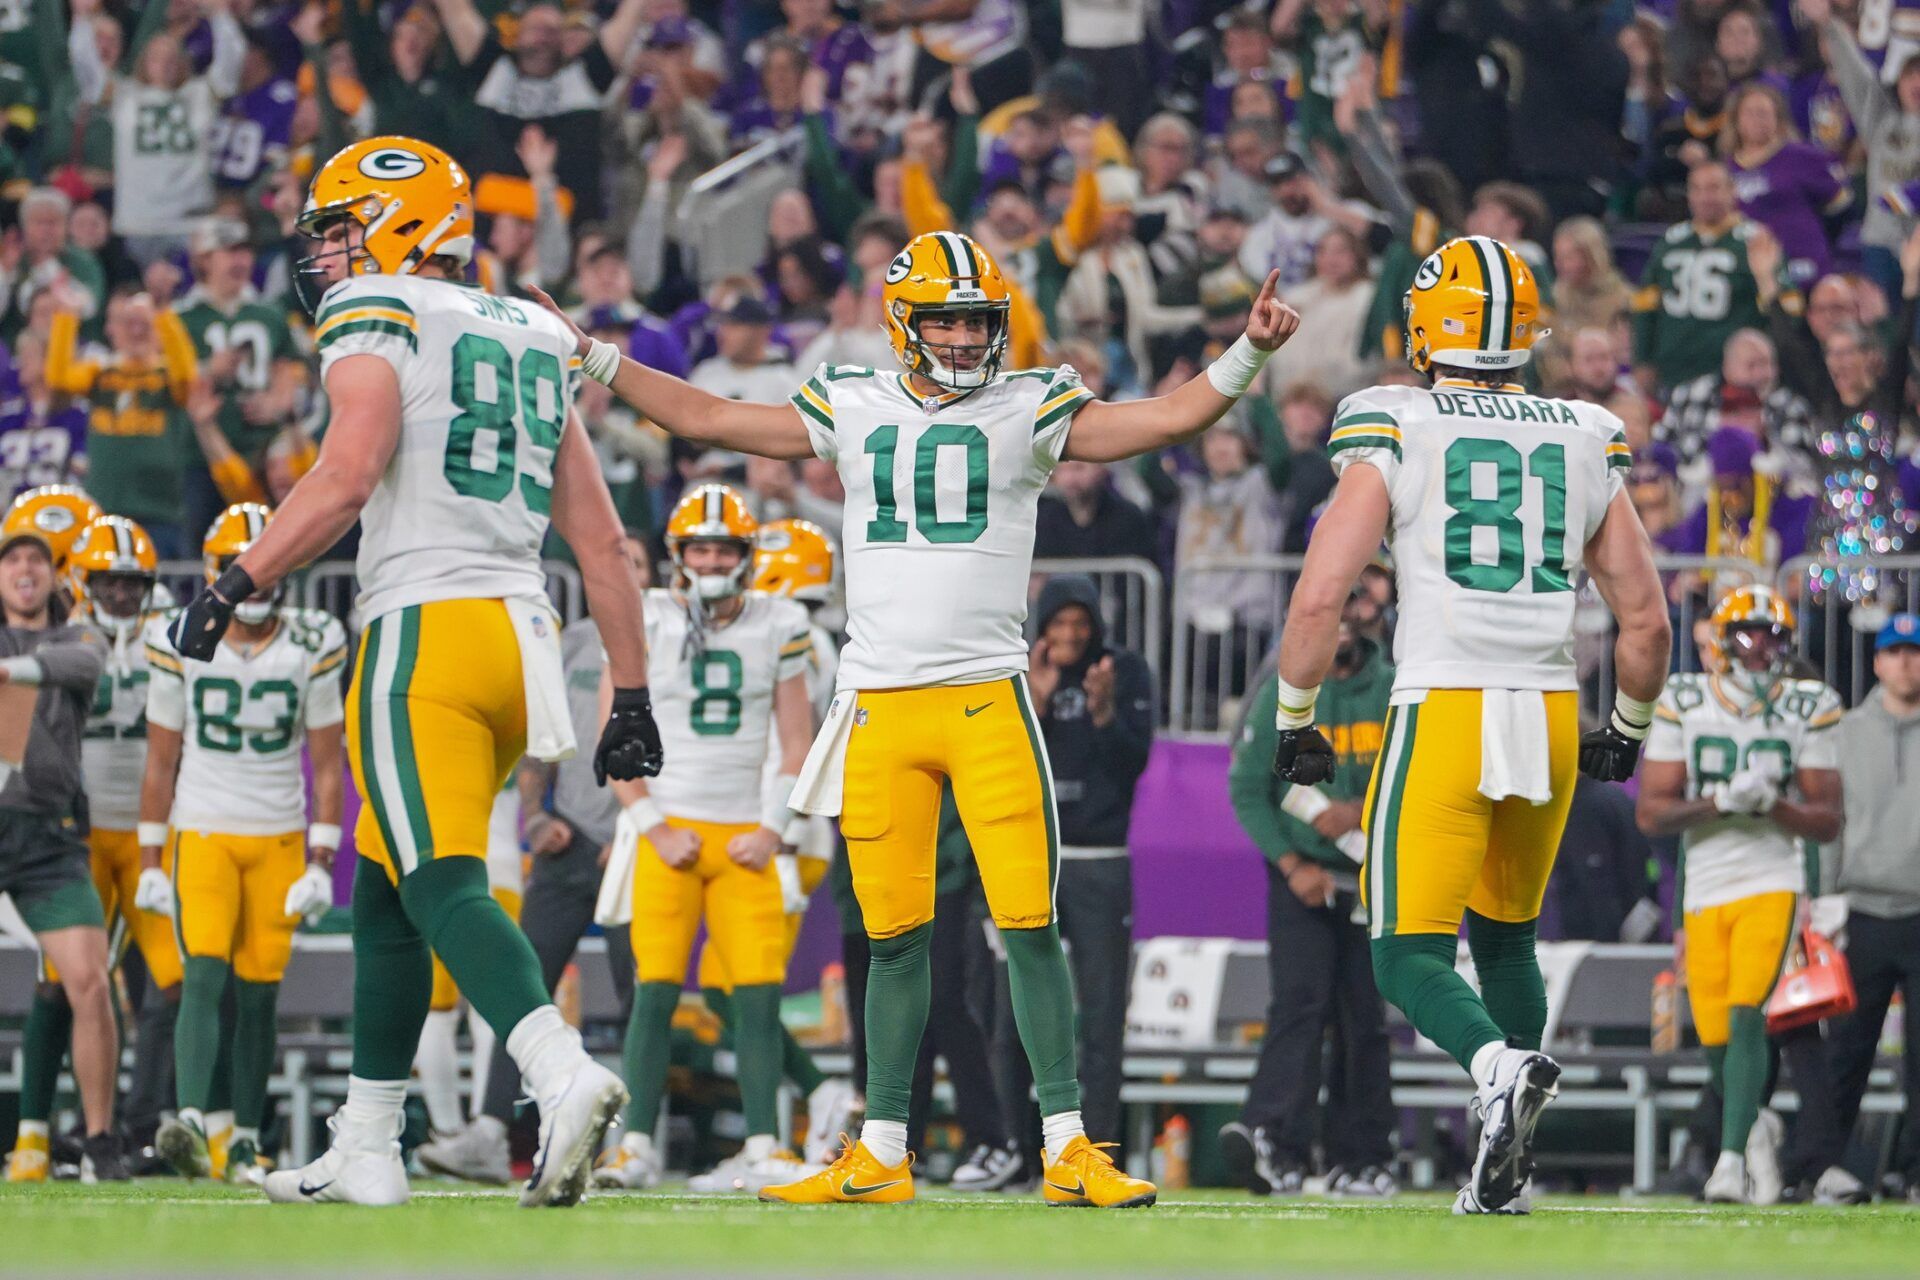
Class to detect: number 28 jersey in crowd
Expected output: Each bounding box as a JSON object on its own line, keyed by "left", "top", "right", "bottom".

{"left": 789, "top": 363, "right": 1093, "bottom": 690}
{"left": 1327, "top": 379, "right": 1631, "bottom": 696}
{"left": 313, "top": 274, "right": 583, "bottom": 621}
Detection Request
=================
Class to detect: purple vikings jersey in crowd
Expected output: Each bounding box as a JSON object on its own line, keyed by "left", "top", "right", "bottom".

{"left": 0, "top": 395, "right": 86, "bottom": 502}
{"left": 211, "top": 77, "right": 298, "bottom": 189}
{"left": 1730, "top": 142, "right": 1851, "bottom": 282}
{"left": 1791, "top": 71, "right": 1854, "bottom": 159}
{"left": 808, "top": 23, "right": 875, "bottom": 102}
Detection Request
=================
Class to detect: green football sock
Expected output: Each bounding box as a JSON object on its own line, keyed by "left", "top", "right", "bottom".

{"left": 701, "top": 986, "right": 736, "bottom": 1048}
{"left": 784, "top": 1027, "right": 828, "bottom": 1096}
{"left": 206, "top": 980, "right": 236, "bottom": 1114}
{"left": 174, "top": 957, "right": 230, "bottom": 1115}
{"left": 1372, "top": 932, "right": 1506, "bottom": 1072}
{"left": 401, "top": 857, "right": 547, "bottom": 1037}
{"left": 1001, "top": 924, "right": 1082, "bottom": 1117}
{"left": 622, "top": 982, "right": 682, "bottom": 1133}
{"left": 730, "top": 983, "right": 784, "bottom": 1138}
{"left": 230, "top": 981, "right": 280, "bottom": 1132}
{"left": 1721, "top": 1006, "right": 1769, "bottom": 1153}
{"left": 862, "top": 923, "right": 932, "bottom": 1125}
{"left": 350, "top": 855, "right": 432, "bottom": 1082}
{"left": 1466, "top": 911, "right": 1546, "bottom": 1051}
{"left": 1706, "top": 1044, "right": 1728, "bottom": 1095}
{"left": 18, "top": 985, "right": 73, "bottom": 1124}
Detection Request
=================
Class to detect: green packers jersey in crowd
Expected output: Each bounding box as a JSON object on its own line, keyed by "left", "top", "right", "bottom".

{"left": 1631, "top": 219, "right": 1768, "bottom": 390}
{"left": 173, "top": 291, "right": 301, "bottom": 459}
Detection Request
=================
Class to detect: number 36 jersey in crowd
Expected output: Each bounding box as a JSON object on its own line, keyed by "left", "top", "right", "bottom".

{"left": 144, "top": 608, "right": 348, "bottom": 835}
{"left": 1644, "top": 672, "right": 1844, "bottom": 913}
{"left": 312, "top": 274, "right": 583, "bottom": 621}
{"left": 636, "top": 590, "right": 812, "bottom": 825}
{"left": 789, "top": 363, "right": 1093, "bottom": 690}
{"left": 1327, "top": 379, "right": 1631, "bottom": 695}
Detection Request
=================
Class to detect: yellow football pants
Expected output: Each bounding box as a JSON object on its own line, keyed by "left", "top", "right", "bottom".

{"left": 172, "top": 830, "right": 306, "bottom": 983}
{"left": 45, "top": 828, "right": 182, "bottom": 989}
{"left": 840, "top": 676, "right": 1056, "bottom": 940}
{"left": 429, "top": 886, "right": 525, "bottom": 1011}
{"left": 630, "top": 818, "right": 787, "bottom": 988}
{"left": 1360, "top": 689, "right": 1579, "bottom": 939}
{"left": 1684, "top": 891, "right": 1798, "bottom": 1046}
{"left": 349, "top": 600, "right": 526, "bottom": 884}
{"left": 697, "top": 854, "right": 829, "bottom": 993}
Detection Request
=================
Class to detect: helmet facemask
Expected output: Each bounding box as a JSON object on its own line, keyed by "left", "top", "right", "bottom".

{"left": 1722, "top": 620, "right": 1792, "bottom": 691}
{"left": 294, "top": 209, "right": 376, "bottom": 318}
{"left": 87, "top": 570, "right": 154, "bottom": 641}
{"left": 902, "top": 302, "right": 1009, "bottom": 392}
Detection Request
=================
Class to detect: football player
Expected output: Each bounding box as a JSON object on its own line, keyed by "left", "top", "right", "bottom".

{"left": 1271, "top": 235, "right": 1672, "bottom": 1214}
{"left": 166, "top": 136, "right": 660, "bottom": 1208}
{"left": 593, "top": 485, "right": 819, "bottom": 1194}
{"left": 142, "top": 504, "right": 349, "bottom": 1185}
{"left": 1636, "top": 587, "right": 1845, "bottom": 1204}
{"left": 535, "top": 228, "right": 1300, "bottom": 1208}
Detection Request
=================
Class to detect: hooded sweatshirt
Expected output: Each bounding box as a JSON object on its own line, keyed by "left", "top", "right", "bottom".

{"left": 1032, "top": 575, "right": 1155, "bottom": 851}
{"left": 1829, "top": 692, "right": 1920, "bottom": 918}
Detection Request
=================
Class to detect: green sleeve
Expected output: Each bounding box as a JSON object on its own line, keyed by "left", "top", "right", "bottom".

{"left": 1245, "top": 393, "right": 1291, "bottom": 491}
{"left": 344, "top": 0, "right": 390, "bottom": 92}
{"left": 1632, "top": 250, "right": 1664, "bottom": 369}
{"left": 130, "top": 0, "right": 171, "bottom": 66}
{"left": 1133, "top": 452, "right": 1179, "bottom": 506}
{"left": 1227, "top": 678, "right": 1291, "bottom": 866}
{"left": 34, "top": 0, "right": 64, "bottom": 81}
{"left": 269, "top": 309, "right": 298, "bottom": 361}
{"left": 942, "top": 112, "right": 980, "bottom": 219}
{"left": 803, "top": 113, "right": 868, "bottom": 243}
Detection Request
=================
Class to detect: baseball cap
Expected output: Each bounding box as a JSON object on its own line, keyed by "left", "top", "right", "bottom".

{"left": 1877, "top": 613, "right": 1920, "bottom": 651}
{"left": 189, "top": 217, "right": 251, "bottom": 256}
{"left": 1263, "top": 152, "right": 1306, "bottom": 184}
{"left": 646, "top": 16, "right": 693, "bottom": 48}
{"left": 720, "top": 296, "right": 774, "bottom": 325}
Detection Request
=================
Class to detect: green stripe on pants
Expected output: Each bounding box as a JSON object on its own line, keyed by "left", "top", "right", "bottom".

{"left": 1011, "top": 674, "right": 1060, "bottom": 916}
{"left": 1378, "top": 704, "right": 1419, "bottom": 936}
{"left": 357, "top": 617, "right": 404, "bottom": 865}
{"left": 387, "top": 607, "right": 434, "bottom": 862}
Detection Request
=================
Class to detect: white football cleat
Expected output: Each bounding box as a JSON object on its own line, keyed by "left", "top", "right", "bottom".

{"left": 415, "top": 1116, "right": 512, "bottom": 1185}
{"left": 1744, "top": 1108, "right": 1785, "bottom": 1206}
{"left": 520, "top": 1058, "right": 626, "bottom": 1208}
{"left": 1703, "top": 1150, "right": 1749, "bottom": 1204}
{"left": 1812, "top": 1165, "right": 1869, "bottom": 1205}
{"left": 263, "top": 1115, "right": 410, "bottom": 1206}
{"left": 1469, "top": 1049, "right": 1560, "bottom": 1213}
{"left": 1454, "top": 1178, "right": 1533, "bottom": 1215}
{"left": 592, "top": 1133, "right": 664, "bottom": 1190}
{"left": 803, "top": 1079, "right": 859, "bottom": 1166}
{"left": 687, "top": 1148, "right": 820, "bottom": 1194}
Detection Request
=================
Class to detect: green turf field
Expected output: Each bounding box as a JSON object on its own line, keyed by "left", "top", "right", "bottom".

{"left": 6, "top": 1181, "right": 1920, "bottom": 1276}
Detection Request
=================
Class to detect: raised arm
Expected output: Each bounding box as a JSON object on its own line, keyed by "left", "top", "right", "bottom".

{"left": 1063, "top": 270, "right": 1298, "bottom": 462}
{"left": 598, "top": 0, "right": 648, "bottom": 65}
{"left": 429, "top": 0, "right": 489, "bottom": 66}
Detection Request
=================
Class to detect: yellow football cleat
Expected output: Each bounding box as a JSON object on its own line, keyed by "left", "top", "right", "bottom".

{"left": 757, "top": 1136, "right": 913, "bottom": 1205}
{"left": 5, "top": 1132, "right": 50, "bottom": 1183}
{"left": 207, "top": 1122, "right": 232, "bottom": 1181}
{"left": 1040, "top": 1137, "right": 1157, "bottom": 1208}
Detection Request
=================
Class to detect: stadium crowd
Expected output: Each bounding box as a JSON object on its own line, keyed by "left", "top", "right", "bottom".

{"left": 5, "top": 0, "right": 1920, "bottom": 1205}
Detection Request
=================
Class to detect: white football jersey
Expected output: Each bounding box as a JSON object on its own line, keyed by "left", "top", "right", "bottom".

{"left": 1643, "top": 672, "right": 1844, "bottom": 913}
{"left": 144, "top": 607, "right": 349, "bottom": 835}
{"left": 80, "top": 612, "right": 161, "bottom": 831}
{"left": 1328, "top": 378, "right": 1631, "bottom": 695}
{"left": 639, "top": 590, "right": 812, "bottom": 824}
{"left": 791, "top": 362, "right": 1091, "bottom": 689}
{"left": 314, "top": 274, "right": 583, "bottom": 623}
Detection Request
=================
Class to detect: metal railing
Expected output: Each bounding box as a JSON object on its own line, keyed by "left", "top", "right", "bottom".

{"left": 1029, "top": 556, "right": 1165, "bottom": 686}
{"left": 1167, "top": 553, "right": 1299, "bottom": 739}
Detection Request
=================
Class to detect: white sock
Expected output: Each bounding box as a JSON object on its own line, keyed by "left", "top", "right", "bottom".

{"left": 415, "top": 1009, "right": 462, "bottom": 1134}
{"left": 338, "top": 1076, "right": 408, "bottom": 1149}
{"left": 468, "top": 1012, "right": 498, "bottom": 1120}
{"left": 858, "top": 1119, "right": 908, "bottom": 1168}
{"left": 1469, "top": 1041, "right": 1507, "bottom": 1092}
{"left": 16, "top": 1119, "right": 47, "bottom": 1142}
{"left": 743, "top": 1133, "right": 777, "bottom": 1161}
{"left": 1042, "top": 1110, "right": 1085, "bottom": 1156}
{"left": 505, "top": 1004, "right": 588, "bottom": 1102}
{"left": 229, "top": 1125, "right": 259, "bottom": 1147}
{"left": 620, "top": 1130, "right": 655, "bottom": 1158}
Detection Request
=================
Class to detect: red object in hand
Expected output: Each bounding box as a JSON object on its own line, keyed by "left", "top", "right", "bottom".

{"left": 1766, "top": 927, "right": 1857, "bottom": 1034}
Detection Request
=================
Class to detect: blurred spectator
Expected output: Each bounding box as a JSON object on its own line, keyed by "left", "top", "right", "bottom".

{"left": 1035, "top": 457, "right": 1159, "bottom": 565}
{"left": 1633, "top": 161, "right": 1769, "bottom": 392}
{"left": 1501, "top": 0, "right": 1628, "bottom": 222}
{"left": 1261, "top": 227, "right": 1378, "bottom": 402}
{"left": 1404, "top": 0, "right": 1509, "bottom": 196}
{"left": 1644, "top": 52, "right": 1732, "bottom": 221}
{"left": 1713, "top": 4, "right": 1783, "bottom": 94}
{"left": 1192, "top": 8, "right": 1293, "bottom": 137}
{"left": 208, "top": 26, "right": 299, "bottom": 192}
{"left": 340, "top": 0, "right": 469, "bottom": 148}
{"left": 66, "top": 201, "right": 140, "bottom": 297}
{"left": 1056, "top": 166, "right": 1203, "bottom": 392}
{"left": 1270, "top": 382, "right": 1340, "bottom": 551}
{"left": 687, "top": 296, "right": 795, "bottom": 407}
{"left": 3, "top": 188, "right": 108, "bottom": 335}
{"left": 1554, "top": 326, "right": 1636, "bottom": 404}
{"left": 1272, "top": 0, "right": 1389, "bottom": 165}
{"left": 1620, "top": 11, "right": 1678, "bottom": 190}
{"left": 0, "top": 331, "right": 87, "bottom": 502}
{"left": 873, "top": 0, "right": 1031, "bottom": 115}
{"left": 1551, "top": 216, "right": 1634, "bottom": 337}
{"left": 1214, "top": 117, "right": 1286, "bottom": 222}
{"left": 1810, "top": 0, "right": 1920, "bottom": 302}
{"left": 731, "top": 36, "right": 808, "bottom": 148}
{"left": 1060, "top": 0, "right": 1153, "bottom": 137}
{"left": 1627, "top": 453, "right": 1684, "bottom": 543}
{"left": 1237, "top": 152, "right": 1376, "bottom": 291}
{"left": 1465, "top": 181, "right": 1553, "bottom": 284}
{"left": 1722, "top": 82, "right": 1851, "bottom": 285}
{"left": 1658, "top": 424, "right": 1815, "bottom": 572}
{"left": 1133, "top": 114, "right": 1210, "bottom": 289}
{"left": 1653, "top": 328, "right": 1813, "bottom": 467}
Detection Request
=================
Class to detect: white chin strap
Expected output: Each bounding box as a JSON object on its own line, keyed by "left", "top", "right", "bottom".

{"left": 690, "top": 573, "right": 743, "bottom": 602}
{"left": 920, "top": 345, "right": 993, "bottom": 390}
{"left": 234, "top": 599, "right": 275, "bottom": 625}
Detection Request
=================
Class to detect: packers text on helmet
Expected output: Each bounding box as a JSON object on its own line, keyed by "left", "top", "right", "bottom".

{"left": 1402, "top": 236, "right": 1543, "bottom": 376}
{"left": 2, "top": 486, "right": 104, "bottom": 572}
{"left": 882, "top": 232, "right": 1012, "bottom": 392}
{"left": 667, "top": 484, "right": 758, "bottom": 603}
{"left": 203, "top": 503, "right": 280, "bottom": 625}
{"left": 753, "top": 518, "right": 835, "bottom": 605}
{"left": 295, "top": 137, "right": 474, "bottom": 311}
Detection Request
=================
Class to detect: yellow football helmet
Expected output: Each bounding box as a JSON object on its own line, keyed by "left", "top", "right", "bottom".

{"left": 881, "top": 231, "right": 1012, "bottom": 391}
{"left": 203, "top": 503, "right": 279, "bottom": 624}
{"left": 296, "top": 136, "right": 474, "bottom": 302}
{"left": 1706, "top": 584, "right": 1796, "bottom": 677}
{"left": 666, "top": 484, "right": 758, "bottom": 602}
{"left": 754, "top": 518, "right": 835, "bottom": 605}
{"left": 69, "top": 516, "right": 158, "bottom": 633}
{"left": 1402, "top": 235, "right": 1543, "bottom": 375}
{"left": 2, "top": 486, "right": 104, "bottom": 571}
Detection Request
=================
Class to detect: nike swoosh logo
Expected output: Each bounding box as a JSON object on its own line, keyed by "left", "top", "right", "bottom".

{"left": 1045, "top": 1175, "right": 1087, "bottom": 1197}
{"left": 839, "top": 1175, "right": 904, "bottom": 1197}
{"left": 297, "top": 1179, "right": 333, "bottom": 1197}
{"left": 965, "top": 703, "right": 993, "bottom": 717}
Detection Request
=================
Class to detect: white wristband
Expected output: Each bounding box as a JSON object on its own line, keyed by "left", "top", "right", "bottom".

{"left": 137, "top": 822, "right": 169, "bottom": 848}
{"left": 581, "top": 338, "right": 622, "bottom": 385}
{"left": 762, "top": 775, "right": 798, "bottom": 833}
{"left": 1611, "top": 691, "right": 1655, "bottom": 742}
{"left": 308, "top": 823, "right": 342, "bottom": 851}
{"left": 0, "top": 656, "right": 43, "bottom": 686}
{"left": 1274, "top": 675, "right": 1320, "bottom": 730}
{"left": 625, "top": 796, "right": 666, "bottom": 834}
{"left": 1204, "top": 334, "right": 1273, "bottom": 399}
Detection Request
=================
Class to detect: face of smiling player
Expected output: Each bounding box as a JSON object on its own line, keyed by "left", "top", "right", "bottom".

{"left": 913, "top": 311, "right": 992, "bottom": 373}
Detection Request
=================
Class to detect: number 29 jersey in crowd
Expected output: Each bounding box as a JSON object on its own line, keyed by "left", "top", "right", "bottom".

{"left": 144, "top": 607, "right": 348, "bottom": 835}
{"left": 312, "top": 274, "right": 583, "bottom": 621}
{"left": 1327, "top": 378, "right": 1631, "bottom": 696}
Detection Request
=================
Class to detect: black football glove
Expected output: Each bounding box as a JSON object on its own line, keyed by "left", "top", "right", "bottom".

{"left": 169, "top": 565, "right": 254, "bottom": 661}
{"left": 1579, "top": 716, "right": 1646, "bottom": 783}
{"left": 595, "top": 686, "right": 664, "bottom": 784}
{"left": 1273, "top": 725, "right": 1336, "bottom": 785}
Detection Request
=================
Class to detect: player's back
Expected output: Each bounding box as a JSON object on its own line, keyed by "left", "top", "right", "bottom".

{"left": 1328, "top": 379, "right": 1631, "bottom": 693}
{"left": 312, "top": 273, "right": 582, "bottom": 621}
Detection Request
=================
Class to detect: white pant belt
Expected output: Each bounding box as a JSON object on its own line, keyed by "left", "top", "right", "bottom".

{"left": 1058, "top": 844, "right": 1128, "bottom": 861}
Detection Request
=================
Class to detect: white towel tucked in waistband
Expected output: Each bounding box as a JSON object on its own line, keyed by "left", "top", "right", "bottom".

{"left": 506, "top": 596, "right": 575, "bottom": 763}
{"left": 593, "top": 807, "right": 639, "bottom": 927}
{"left": 1479, "top": 688, "right": 1553, "bottom": 805}
{"left": 791, "top": 691, "right": 859, "bottom": 817}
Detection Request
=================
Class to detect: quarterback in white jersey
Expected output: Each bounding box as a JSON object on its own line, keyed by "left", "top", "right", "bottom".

{"left": 1637, "top": 586, "right": 1844, "bottom": 1204}
{"left": 535, "top": 228, "right": 1299, "bottom": 1209}
{"left": 166, "top": 137, "right": 657, "bottom": 1209}
{"left": 141, "top": 504, "right": 348, "bottom": 1184}
{"left": 1272, "top": 235, "right": 1672, "bottom": 1215}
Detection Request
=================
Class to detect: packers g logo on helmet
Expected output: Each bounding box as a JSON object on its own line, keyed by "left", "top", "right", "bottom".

{"left": 295, "top": 135, "right": 474, "bottom": 312}
{"left": 881, "top": 232, "right": 1012, "bottom": 393}
{"left": 1402, "top": 235, "right": 1543, "bottom": 376}
{"left": 3, "top": 486, "right": 104, "bottom": 571}
{"left": 357, "top": 147, "right": 427, "bottom": 180}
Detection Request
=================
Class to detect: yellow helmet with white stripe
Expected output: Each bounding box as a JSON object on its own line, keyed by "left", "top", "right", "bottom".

{"left": 1706, "top": 584, "right": 1795, "bottom": 677}
{"left": 667, "top": 484, "right": 758, "bottom": 603}
{"left": 881, "top": 231, "right": 1012, "bottom": 391}
{"left": 1402, "top": 235, "right": 1542, "bottom": 375}
{"left": 69, "top": 516, "right": 157, "bottom": 636}
{"left": 203, "top": 502, "right": 280, "bottom": 624}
